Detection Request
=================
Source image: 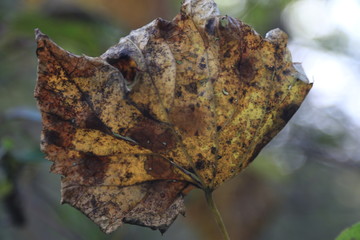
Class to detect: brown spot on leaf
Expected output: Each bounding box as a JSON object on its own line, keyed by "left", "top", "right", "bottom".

{"left": 223, "top": 50, "right": 231, "bottom": 58}
{"left": 91, "top": 196, "right": 97, "bottom": 207}
{"left": 169, "top": 105, "right": 206, "bottom": 136}
{"left": 145, "top": 155, "right": 174, "bottom": 178}
{"left": 184, "top": 82, "right": 198, "bottom": 94}
{"left": 125, "top": 172, "right": 133, "bottom": 179}
{"left": 44, "top": 130, "right": 63, "bottom": 146}
{"left": 282, "top": 69, "right": 291, "bottom": 76}
{"left": 188, "top": 104, "right": 195, "bottom": 112}
{"left": 36, "top": 46, "right": 44, "bottom": 57}
{"left": 175, "top": 89, "right": 182, "bottom": 98}
{"left": 195, "top": 160, "right": 205, "bottom": 170}
{"left": 205, "top": 18, "right": 216, "bottom": 35}
{"left": 228, "top": 97, "right": 235, "bottom": 104}
{"left": 80, "top": 92, "right": 91, "bottom": 103}
{"left": 211, "top": 147, "right": 217, "bottom": 154}
{"left": 199, "top": 63, "right": 206, "bottom": 69}
{"left": 156, "top": 18, "right": 178, "bottom": 38}
{"left": 76, "top": 153, "right": 109, "bottom": 185}
{"left": 85, "top": 113, "right": 110, "bottom": 133}
{"left": 274, "top": 91, "right": 283, "bottom": 98}
{"left": 236, "top": 57, "right": 256, "bottom": 80}
{"left": 281, "top": 103, "right": 300, "bottom": 122}
{"left": 128, "top": 119, "right": 176, "bottom": 153}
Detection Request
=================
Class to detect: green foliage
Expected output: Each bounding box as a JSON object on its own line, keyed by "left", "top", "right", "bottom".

{"left": 0, "top": 7, "right": 120, "bottom": 111}
{"left": 0, "top": 180, "right": 12, "bottom": 197}
{"left": 241, "top": 0, "right": 290, "bottom": 35}
{"left": 1, "top": 138, "right": 14, "bottom": 151}
{"left": 336, "top": 222, "right": 360, "bottom": 240}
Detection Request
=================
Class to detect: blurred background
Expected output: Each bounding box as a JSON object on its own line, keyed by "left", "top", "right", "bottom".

{"left": 0, "top": 0, "right": 359, "bottom": 239}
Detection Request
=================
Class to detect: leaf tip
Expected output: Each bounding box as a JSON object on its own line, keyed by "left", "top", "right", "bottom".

{"left": 293, "top": 63, "right": 312, "bottom": 84}
{"left": 265, "top": 28, "right": 289, "bottom": 48}
{"left": 182, "top": 0, "right": 220, "bottom": 26}
{"left": 34, "top": 28, "right": 48, "bottom": 41}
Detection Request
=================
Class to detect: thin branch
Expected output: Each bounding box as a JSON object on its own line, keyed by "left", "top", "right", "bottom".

{"left": 204, "top": 189, "right": 230, "bottom": 240}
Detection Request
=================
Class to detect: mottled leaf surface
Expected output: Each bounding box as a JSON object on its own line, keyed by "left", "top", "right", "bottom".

{"left": 35, "top": 0, "right": 312, "bottom": 234}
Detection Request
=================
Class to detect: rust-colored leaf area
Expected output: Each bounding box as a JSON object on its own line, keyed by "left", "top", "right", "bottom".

{"left": 35, "top": 0, "right": 312, "bottom": 234}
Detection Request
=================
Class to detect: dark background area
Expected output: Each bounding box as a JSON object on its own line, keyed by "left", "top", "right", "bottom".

{"left": 1, "top": 0, "right": 359, "bottom": 239}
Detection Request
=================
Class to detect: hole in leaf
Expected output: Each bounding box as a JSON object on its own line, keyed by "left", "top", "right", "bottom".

{"left": 107, "top": 54, "right": 139, "bottom": 86}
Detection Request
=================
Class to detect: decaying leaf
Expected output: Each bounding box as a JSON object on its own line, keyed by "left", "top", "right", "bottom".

{"left": 35, "top": 0, "right": 312, "bottom": 234}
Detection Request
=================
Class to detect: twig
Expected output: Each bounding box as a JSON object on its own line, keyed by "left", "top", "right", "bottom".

{"left": 204, "top": 189, "right": 230, "bottom": 240}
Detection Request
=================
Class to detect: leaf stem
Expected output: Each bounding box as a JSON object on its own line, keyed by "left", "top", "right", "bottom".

{"left": 204, "top": 189, "right": 230, "bottom": 240}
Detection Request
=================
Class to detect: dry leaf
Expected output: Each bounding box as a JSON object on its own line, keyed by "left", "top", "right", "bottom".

{"left": 35, "top": 0, "right": 312, "bottom": 234}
